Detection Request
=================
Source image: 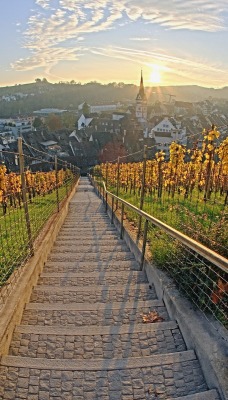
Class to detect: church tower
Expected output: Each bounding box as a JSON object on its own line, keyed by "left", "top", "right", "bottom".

{"left": 136, "top": 70, "right": 147, "bottom": 122}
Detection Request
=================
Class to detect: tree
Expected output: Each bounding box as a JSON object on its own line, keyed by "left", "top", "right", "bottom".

{"left": 46, "top": 114, "right": 62, "bottom": 131}
{"left": 82, "top": 102, "right": 90, "bottom": 116}
{"left": 61, "top": 112, "right": 76, "bottom": 129}
{"left": 33, "top": 117, "right": 43, "bottom": 129}
{"left": 99, "top": 141, "right": 127, "bottom": 163}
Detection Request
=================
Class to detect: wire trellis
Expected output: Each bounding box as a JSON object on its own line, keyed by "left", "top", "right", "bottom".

{"left": 0, "top": 141, "right": 80, "bottom": 308}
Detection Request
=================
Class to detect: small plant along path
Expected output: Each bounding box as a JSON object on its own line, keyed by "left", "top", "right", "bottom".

{"left": 0, "top": 178, "right": 220, "bottom": 399}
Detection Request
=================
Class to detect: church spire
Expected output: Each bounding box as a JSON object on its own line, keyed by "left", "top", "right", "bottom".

{"left": 136, "top": 70, "right": 146, "bottom": 101}
{"left": 135, "top": 70, "right": 147, "bottom": 122}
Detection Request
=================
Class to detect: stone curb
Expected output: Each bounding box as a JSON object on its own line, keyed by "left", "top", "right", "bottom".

{"left": 173, "top": 390, "right": 219, "bottom": 400}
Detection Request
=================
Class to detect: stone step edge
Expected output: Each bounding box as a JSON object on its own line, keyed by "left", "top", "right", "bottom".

{"left": 1, "top": 350, "right": 195, "bottom": 371}
{"left": 33, "top": 283, "right": 151, "bottom": 292}
{"left": 40, "top": 271, "right": 145, "bottom": 279}
{"left": 45, "top": 260, "right": 139, "bottom": 266}
{"left": 52, "top": 242, "right": 127, "bottom": 246}
{"left": 54, "top": 239, "right": 122, "bottom": 244}
{"left": 25, "top": 299, "right": 163, "bottom": 311}
{"left": 173, "top": 390, "right": 219, "bottom": 400}
{"left": 15, "top": 321, "right": 177, "bottom": 336}
{"left": 60, "top": 228, "right": 117, "bottom": 231}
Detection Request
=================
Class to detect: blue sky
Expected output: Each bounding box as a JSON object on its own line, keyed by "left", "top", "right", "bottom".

{"left": 1, "top": 0, "right": 228, "bottom": 87}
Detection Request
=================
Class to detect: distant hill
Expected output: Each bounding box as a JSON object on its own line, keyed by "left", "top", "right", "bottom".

{"left": 0, "top": 81, "right": 228, "bottom": 118}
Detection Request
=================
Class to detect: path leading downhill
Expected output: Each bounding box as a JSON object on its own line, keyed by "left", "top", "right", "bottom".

{"left": 0, "top": 178, "right": 220, "bottom": 399}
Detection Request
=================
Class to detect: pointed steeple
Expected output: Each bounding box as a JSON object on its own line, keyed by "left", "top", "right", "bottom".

{"left": 136, "top": 70, "right": 146, "bottom": 101}
{"left": 135, "top": 70, "right": 147, "bottom": 122}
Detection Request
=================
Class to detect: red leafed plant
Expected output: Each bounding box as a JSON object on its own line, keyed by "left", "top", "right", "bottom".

{"left": 211, "top": 279, "right": 228, "bottom": 305}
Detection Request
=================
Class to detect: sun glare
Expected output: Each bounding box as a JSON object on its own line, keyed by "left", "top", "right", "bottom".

{"left": 150, "top": 65, "right": 161, "bottom": 84}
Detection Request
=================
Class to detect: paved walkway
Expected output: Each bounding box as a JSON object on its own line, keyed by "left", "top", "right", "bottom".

{"left": 0, "top": 178, "right": 219, "bottom": 399}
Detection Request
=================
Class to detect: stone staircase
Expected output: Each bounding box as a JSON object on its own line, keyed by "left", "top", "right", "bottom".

{"left": 0, "top": 178, "right": 220, "bottom": 399}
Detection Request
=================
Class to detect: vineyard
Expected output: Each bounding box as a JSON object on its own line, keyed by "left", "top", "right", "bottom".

{"left": 0, "top": 165, "right": 72, "bottom": 213}
{"left": 0, "top": 149, "right": 79, "bottom": 301}
{"left": 93, "top": 128, "right": 228, "bottom": 326}
{"left": 94, "top": 128, "right": 228, "bottom": 258}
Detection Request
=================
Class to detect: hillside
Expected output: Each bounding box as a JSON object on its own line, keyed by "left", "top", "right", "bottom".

{"left": 0, "top": 81, "right": 228, "bottom": 117}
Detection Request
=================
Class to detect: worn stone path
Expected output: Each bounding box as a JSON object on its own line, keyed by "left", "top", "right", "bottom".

{"left": 0, "top": 178, "right": 220, "bottom": 399}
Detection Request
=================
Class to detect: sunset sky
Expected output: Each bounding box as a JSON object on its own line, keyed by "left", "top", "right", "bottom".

{"left": 1, "top": 0, "right": 228, "bottom": 88}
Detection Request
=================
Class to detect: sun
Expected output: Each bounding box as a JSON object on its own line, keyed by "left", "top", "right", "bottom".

{"left": 150, "top": 65, "right": 161, "bottom": 84}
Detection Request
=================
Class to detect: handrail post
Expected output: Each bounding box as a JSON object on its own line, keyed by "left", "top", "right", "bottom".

{"left": 120, "top": 203, "right": 124, "bottom": 239}
{"left": 111, "top": 196, "right": 114, "bottom": 224}
{"left": 140, "top": 219, "right": 148, "bottom": 270}
{"left": 65, "top": 161, "right": 68, "bottom": 196}
{"left": 116, "top": 156, "right": 120, "bottom": 209}
{"left": 137, "top": 145, "right": 147, "bottom": 240}
{"left": 55, "top": 155, "right": 60, "bottom": 212}
{"left": 105, "top": 162, "right": 108, "bottom": 190}
{"left": 105, "top": 191, "right": 108, "bottom": 212}
{"left": 18, "top": 137, "right": 34, "bottom": 256}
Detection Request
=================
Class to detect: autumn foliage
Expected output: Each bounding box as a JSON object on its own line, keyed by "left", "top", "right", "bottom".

{"left": 0, "top": 166, "right": 72, "bottom": 213}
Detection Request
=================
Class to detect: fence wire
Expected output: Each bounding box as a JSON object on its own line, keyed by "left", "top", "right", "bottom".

{"left": 0, "top": 144, "right": 80, "bottom": 308}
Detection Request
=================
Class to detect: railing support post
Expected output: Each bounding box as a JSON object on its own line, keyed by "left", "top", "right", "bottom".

{"left": 111, "top": 197, "right": 114, "bottom": 224}
{"left": 116, "top": 156, "right": 120, "bottom": 209}
{"left": 65, "top": 161, "right": 68, "bottom": 196}
{"left": 105, "top": 192, "right": 108, "bottom": 212}
{"left": 137, "top": 145, "right": 147, "bottom": 240}
{"left": 18, "top": 137, "right": 34, "bottom": 256}
{"left": 55, "top": 155, "right": 60, "bottom": 212}
{"left": 140, "top": 219, "right": 148, "bottom": 270}
{"left": 120, "top": 203, "right": 124, "bottom": 239}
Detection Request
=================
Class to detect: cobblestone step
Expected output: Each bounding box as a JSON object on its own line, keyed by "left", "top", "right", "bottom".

{"left": 9, "top": 323, "right": 186, "bottom": 359}
{"left": 30, "top": 283, "right": 157, "bottom": 304}
{"left": 38, "top": 271, "right": 147, "bottom": 286}
{"left": 43, "top": 260, "right": 140, "bottom": 273}
{"left": 51, "top": 244, "right": 130, "bottom": 254}
{"left": 22, "top": 301, "right": 168, "bottom": 326}
{"left": 0, "top": 351, "right": 211, "bottom": 399}
{"left": 62, "top": 222, "right": 114, "bottom": 227}
{"left": 54, "top": 239, "right": 124, "bottom": 246}
{"left": 48, "top": 252, "right": 135, "bottom": 262}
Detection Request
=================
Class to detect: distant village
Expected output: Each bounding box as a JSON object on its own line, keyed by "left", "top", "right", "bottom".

{"left": 0, "top": 73, "right": 227, "bottom": 173}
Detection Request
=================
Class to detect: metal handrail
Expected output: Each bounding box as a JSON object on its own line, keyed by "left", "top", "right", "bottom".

{"left": 93, "top": 178, "right": 228, "bottom": 273}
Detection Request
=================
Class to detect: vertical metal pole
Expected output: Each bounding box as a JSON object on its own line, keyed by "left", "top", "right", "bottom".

{"left": 18, "top": 137, "right": 34, "bottom": 256}
{"left": 140, "top": 219, "right": 148, "bottom": 270}
{"left": 116, "top": 156, "right": 120, "bottom": 209}
{"left": 120, "top": 203, "right": 124, "bottom": 239}
{"left": 137, "top": 145, "right": 147, "bottom": 240}
{"left": 65, "top": 161, "right": 68, "bottom": 196}
{"left": 105, "top": 162, "right": 108, "bottom": 210}
{"left": 55, "top": 155, "right": 60, "bottom": 212}
{"left": 105, "top": 162, "right": 108, "bottom": 190}
{"left": 70, "top": 163, "right": 73, "bottom": 189}
{"left": 102, "top": 185, "right": 105, "bottom": 203}
{"left": 111, "top": 197, "right": 114, "bottom": 224}
{"left": 105, "top": 192, "right": 108, "bottom": 212}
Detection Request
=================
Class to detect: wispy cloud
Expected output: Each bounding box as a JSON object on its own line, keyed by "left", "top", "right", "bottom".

{"left": 11, "top": 0, "right": 228, "bottom": 76}
{"left": 130, "top": 37, "right": 150, "bottom": 41}
{"left": 90, "top": 45, "right": 228, "bottom": 85}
